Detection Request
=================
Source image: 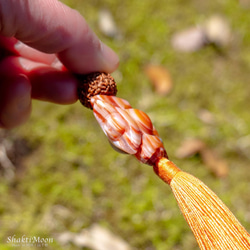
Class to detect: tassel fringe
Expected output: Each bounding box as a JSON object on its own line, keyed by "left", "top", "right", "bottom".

{"left": 155, "top": 158, "right": 250, "bottom": 250}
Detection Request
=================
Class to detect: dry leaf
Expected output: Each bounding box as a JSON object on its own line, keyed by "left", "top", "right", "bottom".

{"left": 175, "top": 139, "right": 206, "bottom": 159}
{"left": 98, "top": 9, "right": 121, "bottom": 39}
{"left": 56, "top": 224, "right": 131, "bottom": 250}
{"left": 197, "top": 109, "right": 215, "bottom": 125}
{"left": 239, "top": 0, "right": 250, "bottom": 8}
{"left": 171, "top": 26, "right": 207, "bottom": 52}
{"left": 200, "top": 148, "right": 229, "bottom": 178}
{"left": 236, "top": 134, "right": 250, "bottom": 159}
{"left": 203, "top": 15, "right": 231, "bottom": 47}
{"left": 144, "top": 65, "right": 173, "bottom": 95}
{"left": 176, "top": 138, "right": 229, "bottom": 178}
{"left": 171, "top": 15, "right": 232, "bottom": 52}
{"left": 0, "top": 140, "right": 15, "bottom": 181}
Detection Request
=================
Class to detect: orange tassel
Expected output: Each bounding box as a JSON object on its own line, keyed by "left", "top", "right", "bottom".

{"left": 154, "top": 158, "right": 250, "bottom": 250}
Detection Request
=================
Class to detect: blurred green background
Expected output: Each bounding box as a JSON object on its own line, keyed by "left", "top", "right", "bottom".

{"left": 1, "top": 0, "right": 250, "bottom": 249}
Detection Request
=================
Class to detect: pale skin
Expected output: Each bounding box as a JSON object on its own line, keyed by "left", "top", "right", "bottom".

{"left": 0, "top": 0, "right": 119, "bottom": 129}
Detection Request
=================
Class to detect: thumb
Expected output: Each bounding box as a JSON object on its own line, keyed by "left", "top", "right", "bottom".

{"left": 0, "top": 0, "right": 119, "bottom": 74}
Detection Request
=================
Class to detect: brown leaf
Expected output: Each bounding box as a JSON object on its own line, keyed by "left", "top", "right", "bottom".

{"left": 171, "top": 26, "right": 207, "bottom": 52}
{"left": 239, "top": 0, "right": 250, "bottom": 8}
{"left": 0, "top": 143, "right": 15, "bottom": 181}
{"left": 98, "top": 9, "right": 121, "bottom": 39}
{"left": 200, "top": 148, "right": 229, "bottom": 178}
{"left": 56, "top": 224, "right": 132, "bottom": 250}
{"left": 203, "top": 15, "right": 231, "bottom": 47}
{"left": 197, "top": 109, "right": 215, "bottom": 125}
{"left": 176, "top": 138, "right": 229, "bottom": 178}
{"left": 144, "top": 65, "right": 173, "bottom": 96}
{"left": 175, "top": 139, "right": 206, "bottom": 159}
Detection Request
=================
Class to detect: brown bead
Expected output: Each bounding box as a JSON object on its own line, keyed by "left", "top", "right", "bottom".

{"left": 77, "top": 72, "right": 117, "bottom": 109}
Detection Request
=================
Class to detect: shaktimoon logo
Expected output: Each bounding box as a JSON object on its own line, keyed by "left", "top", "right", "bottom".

{"left": 6, "top": 235, "right": 53, "bottom": 247}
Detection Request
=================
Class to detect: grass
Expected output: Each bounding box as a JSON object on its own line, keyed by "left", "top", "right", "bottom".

{"left": 1, "top": 0, "right": 250, "bottom": 249}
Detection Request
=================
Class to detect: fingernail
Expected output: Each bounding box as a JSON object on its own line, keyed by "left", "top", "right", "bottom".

{"left": 14, "top": 40, "right": 24, "bottom": 50}
{"left": 100, "top": 41, "right": 119, "bottom": 72}
{"left": 51, "top": 57, "right": 64, "bottom": 70}
{"left": 18, "top": 57, "right": 46, "bottom": 71}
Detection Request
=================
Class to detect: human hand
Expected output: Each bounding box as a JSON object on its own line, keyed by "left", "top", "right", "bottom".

{"left": 0, "top": 0, "right": 119, "bottom": 129}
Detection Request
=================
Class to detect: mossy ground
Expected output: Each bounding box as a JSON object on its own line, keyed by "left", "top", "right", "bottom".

{"left": 1, "top": 1, "right": 250, "bottom": 249}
